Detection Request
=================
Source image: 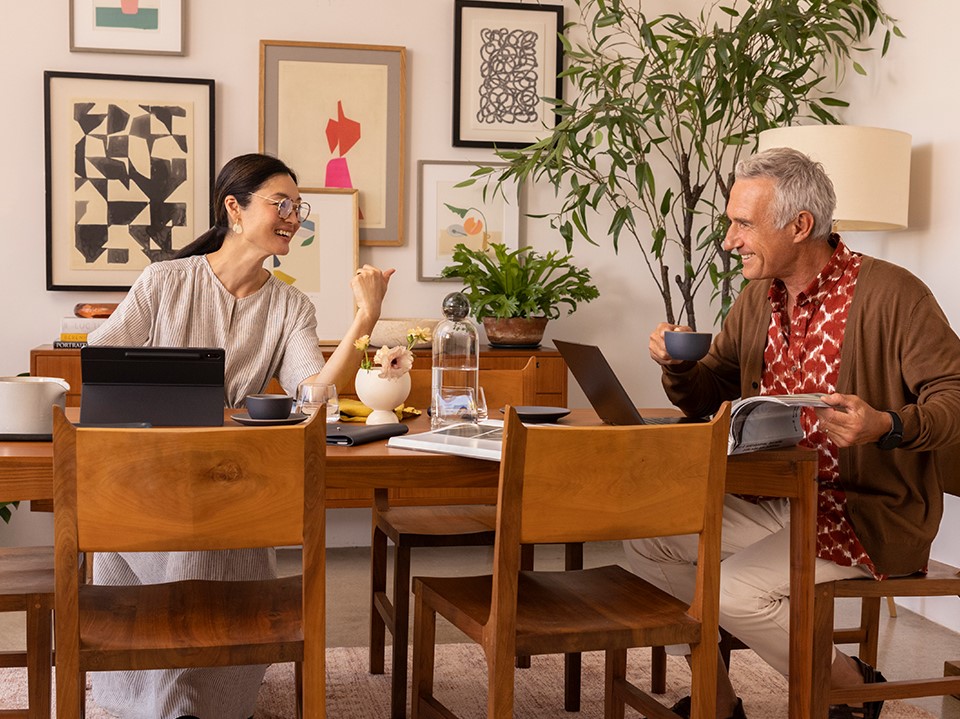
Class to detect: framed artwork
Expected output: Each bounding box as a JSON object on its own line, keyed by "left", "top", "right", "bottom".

{"left": 417, "top": 160, "right": 520, "bottom": 281}
{"left": 260, "top": 40, "right": 406, "bottom": 247}
{"left": 453, "top": 0, "right": 564, "bottom": 149}
{"left": 266, "top": 188, "right": 360, "bottom": 343}
{"left": 44, "top": 71, "right": 215, "bottom": 291}
{"left": 70, "top": 0, "right": 185, "bottom": 56}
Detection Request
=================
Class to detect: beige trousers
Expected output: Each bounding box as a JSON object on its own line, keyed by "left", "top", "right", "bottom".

{"left": 623, "top": 495, "right": 872, "bottom": 676}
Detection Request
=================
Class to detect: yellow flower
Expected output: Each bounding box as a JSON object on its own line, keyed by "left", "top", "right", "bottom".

{"left": 354, "top": 335, "right": 370, "bottom": 352}
{"left": 405, "top": 326, "right": 432, "bottom": 349}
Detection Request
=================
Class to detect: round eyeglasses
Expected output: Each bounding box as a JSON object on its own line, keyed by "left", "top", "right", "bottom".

{"left": 248, "top": 193, "right": 311, "bottom": 223}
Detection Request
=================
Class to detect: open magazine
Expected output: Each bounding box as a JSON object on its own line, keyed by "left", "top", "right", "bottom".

{"left": 728, "top": 393, "right": 829, "bottom": 455}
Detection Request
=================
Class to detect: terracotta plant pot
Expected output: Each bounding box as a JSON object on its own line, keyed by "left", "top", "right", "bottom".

{"left": 482, "top": 317, "right": 549, "bottom": 348}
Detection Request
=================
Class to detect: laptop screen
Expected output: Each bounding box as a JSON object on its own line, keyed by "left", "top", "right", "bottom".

{"left": 553, "top": 340, "right": 645, "bottom": 425}
{"left": 79, "top": 346, "right": 225, "bottom": 427}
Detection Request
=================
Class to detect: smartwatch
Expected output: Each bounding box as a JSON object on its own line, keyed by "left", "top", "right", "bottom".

{"left": 876, "top": 410, "right": 903, "bottom": 450}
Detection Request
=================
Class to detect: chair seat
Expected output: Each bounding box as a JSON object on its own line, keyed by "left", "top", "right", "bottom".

{"left": 834, "top": 559, "right": 960, "bottom": 598}
{"left": 416, "top": 564, "right": 701, "bottom": 656}
{"left": 376, "top": 504, "right": 497, "bottom": 546}
{"left": 78, "top": 575, "right": 304, "bottom": 672}
{"left": 0, "top": 546, "right": 55, "bottom": 605}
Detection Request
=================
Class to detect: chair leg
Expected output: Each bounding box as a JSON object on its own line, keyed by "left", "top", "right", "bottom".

{"left": 604, "top": 648, "right": 628, "bottom": 719}
{"left": 294, "top": 661, "right": 304, "bottom": 719}
{"left": 411, "top": 589, "right": 437, "bottom": 719}
{"left": 390, "top": 544, "right": 412, "bottom": 719}
{"left": 886, "top": 595, "right": 897, "bottom": 618}
{"left": 650, "top": 646, "right": 667, "bottom": 694}
{"left": 370, "top": 524, "right": 388, "bottom": 675}
{"left": 858, "top": 596, "right": 882, "bottom": 668}
{"left": 516, "top": 544, "right": 534, "bottom": 670}
{"left": 564, "top": 541, "right": 584, "bottom": 712}
{"left": 25, "top": 594, "right": 53, "bottom": 719}
{"left": 812, "top": 582, "right": 837, "bottom": 719}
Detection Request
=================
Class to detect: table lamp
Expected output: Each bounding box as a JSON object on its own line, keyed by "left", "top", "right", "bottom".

{"left": 757, "top": 125, "right": 912, "bottom": 231}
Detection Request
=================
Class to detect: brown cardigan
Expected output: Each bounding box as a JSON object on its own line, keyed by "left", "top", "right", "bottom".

{"left": 662, "top": 255, "right": 960, "bottom": 575}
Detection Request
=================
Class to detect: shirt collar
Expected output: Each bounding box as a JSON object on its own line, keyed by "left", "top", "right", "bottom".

{"left": 768, "top": 237, "right": 856, "bottom": 312}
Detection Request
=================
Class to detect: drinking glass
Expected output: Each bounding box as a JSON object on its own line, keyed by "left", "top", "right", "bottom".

{"left": 297, "top": 382, "right": 340, "bottom": 423}
{"left": 476, "top": 386, "right": 488, "bottom": 422}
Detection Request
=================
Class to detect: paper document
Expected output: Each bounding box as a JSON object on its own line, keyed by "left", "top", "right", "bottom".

{"left": 387, "top": 420, "right": 506, "bottom": 461}
{"left": 728, "top": 393, "right": 829, "bottom": 455}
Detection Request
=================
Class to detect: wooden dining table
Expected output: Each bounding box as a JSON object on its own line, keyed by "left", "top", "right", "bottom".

{"left": 0, "top": 408, "right": 818, "bottom": 719}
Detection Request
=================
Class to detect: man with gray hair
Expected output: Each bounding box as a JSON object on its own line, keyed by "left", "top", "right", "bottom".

{"left": 626, "top": 147, "right": 960, "bottom": 719}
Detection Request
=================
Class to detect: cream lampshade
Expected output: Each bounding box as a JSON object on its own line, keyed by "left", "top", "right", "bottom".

{"left": 757, "top": 125, "right": 912, "bottom": 231}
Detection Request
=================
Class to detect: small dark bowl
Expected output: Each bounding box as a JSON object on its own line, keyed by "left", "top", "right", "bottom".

{"left": 245, "top": 393, "right": 294, "bottom": 420}
{"left": 664, "top": 331, "right": 713, "bottom": 361}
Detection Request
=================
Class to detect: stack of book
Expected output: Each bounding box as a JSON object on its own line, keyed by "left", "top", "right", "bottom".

{"left": 54, "top": 316, "right": 107, "bottom": 348}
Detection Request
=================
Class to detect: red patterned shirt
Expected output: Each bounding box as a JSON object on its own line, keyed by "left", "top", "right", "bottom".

{"left": 759, "top": 239, "right": 880, "bottom": 578}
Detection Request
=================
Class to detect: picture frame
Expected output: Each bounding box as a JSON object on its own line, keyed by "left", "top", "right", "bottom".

{"left": 266, "top": 188, "right": 360, "bottom": 343}
{"left": 70, "top": 0, "right": 185, "bottom": 56}
{"left": 453, "top": 0, "right": 564, "bottom": 149}
{"left": 260, "top": 40, "right": 406, "bottom": 247}
{"left": 417, "top": 160, "right": 520, "bottom": 281}
{"left": 44, "top": 71, "right": 215, "bottom": 291}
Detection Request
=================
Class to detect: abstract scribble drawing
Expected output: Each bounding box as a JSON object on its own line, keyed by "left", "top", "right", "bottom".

{"left": 476, "top": 27, "right": 540, "bottom": 125}
{"left": 73, "top": 100, "right": 190, "bottom": 268}
{"left": 325, "top": 100, "right": 365, "bottom": 219}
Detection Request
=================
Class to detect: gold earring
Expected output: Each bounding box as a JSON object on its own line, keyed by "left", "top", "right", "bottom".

{"left": 232, "top": 221, "right": 243, "bottom": 235}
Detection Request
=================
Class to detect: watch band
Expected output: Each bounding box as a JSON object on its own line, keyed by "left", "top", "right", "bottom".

{"left": 876, "top": 410, "right": 903, "bottom": 450}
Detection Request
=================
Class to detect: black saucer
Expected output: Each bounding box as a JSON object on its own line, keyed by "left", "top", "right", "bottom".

{"left": 231, "top": 412, "right": 309, "bottom": 426}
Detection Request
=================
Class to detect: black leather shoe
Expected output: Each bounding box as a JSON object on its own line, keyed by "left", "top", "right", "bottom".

{"left": 668, "top": 695, "right": 747, "bottom": 718}
{"left": 828, "top": 656, "right": 886, "bottom": 719}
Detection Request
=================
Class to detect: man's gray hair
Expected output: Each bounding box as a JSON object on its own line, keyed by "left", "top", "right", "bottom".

{"left": 736, "top": 147, "right": 836, "bottom": 241}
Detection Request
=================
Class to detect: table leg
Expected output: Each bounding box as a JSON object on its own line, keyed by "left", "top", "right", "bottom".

{"left": 788, "top": 460, "right": 817, "bottom": 719}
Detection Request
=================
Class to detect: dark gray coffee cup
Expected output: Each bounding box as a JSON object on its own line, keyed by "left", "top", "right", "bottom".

{"left": 245, "top": 393, "right": 294, "bottom": 420}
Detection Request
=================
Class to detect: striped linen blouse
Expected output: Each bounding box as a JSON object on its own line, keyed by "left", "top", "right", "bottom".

{"left": 89, "top": 254, "right": 327, "bottom": 404}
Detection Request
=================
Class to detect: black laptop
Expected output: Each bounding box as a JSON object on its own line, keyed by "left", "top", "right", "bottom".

{"left": 80, "top": 346, "right": 225, "bottom": 427}
{"left": 553, "top": 340, "right": 704, "bottom": 425}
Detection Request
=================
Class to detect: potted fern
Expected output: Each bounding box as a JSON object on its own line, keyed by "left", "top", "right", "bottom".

{"left": 441, "top": 243, "right": 599, "bottom": 347}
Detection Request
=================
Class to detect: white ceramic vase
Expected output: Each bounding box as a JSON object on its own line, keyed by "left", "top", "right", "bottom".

{"left": 354, "top": 368, "right": 411, "bottom": 425}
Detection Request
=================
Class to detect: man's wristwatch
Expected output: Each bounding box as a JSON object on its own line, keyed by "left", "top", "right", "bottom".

{"left": 876, "top": 410, "right": 903, "bottom": 450}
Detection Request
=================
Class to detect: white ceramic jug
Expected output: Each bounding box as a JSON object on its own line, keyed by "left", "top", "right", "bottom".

{"left": 0, "top": 376, "right": 70, "bottom": 437}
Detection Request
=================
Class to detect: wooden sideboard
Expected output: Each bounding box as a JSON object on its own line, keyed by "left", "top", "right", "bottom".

{"left": 29, "top": 343, "right": 568, "bottom": 509}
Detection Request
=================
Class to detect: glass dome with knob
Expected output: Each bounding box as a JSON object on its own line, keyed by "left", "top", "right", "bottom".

{"left": 431, "top": 292, "right": 481, "bottom": 430}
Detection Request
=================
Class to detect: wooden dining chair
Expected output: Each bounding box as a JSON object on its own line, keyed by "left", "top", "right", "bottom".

{"left": 810, "top": 465, "right": 960, "bottom": 717}
{"left": 369, "top": 358, "right": 542, "bottom": 719}
{"left": 0, "top": 539, "right": 54, "bottom": 719}
{"left": 410, "top": 403, "right": 731, "bottom": 719}
{"left": 51, "top": 406, "right": 326, "bottom": 719}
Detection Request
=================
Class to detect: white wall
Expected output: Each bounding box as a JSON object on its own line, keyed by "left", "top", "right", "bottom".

{"left": 1, "top": 0, "right": 957, "bottom": 630}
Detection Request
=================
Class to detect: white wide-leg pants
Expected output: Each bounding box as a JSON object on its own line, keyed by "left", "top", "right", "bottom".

{"left": 623, "top": 495, "right": 872, "bottom": 676}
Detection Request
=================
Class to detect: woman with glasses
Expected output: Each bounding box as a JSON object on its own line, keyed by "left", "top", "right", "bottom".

{"left": 87, "top": 153, "right": 394, "bottom": 719}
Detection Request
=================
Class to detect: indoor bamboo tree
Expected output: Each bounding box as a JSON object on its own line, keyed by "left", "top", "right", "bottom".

{"left": 472, "top": 0, "right": 902, "bottom": 329}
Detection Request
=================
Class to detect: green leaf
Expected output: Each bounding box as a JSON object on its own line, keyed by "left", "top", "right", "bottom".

{"left": 443, "top": 203, "right": 468, "bottom": 219}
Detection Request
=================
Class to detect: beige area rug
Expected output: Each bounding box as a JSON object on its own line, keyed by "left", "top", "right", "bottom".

{"left": 0, "top": 645, "right": 937, "bottom": 718}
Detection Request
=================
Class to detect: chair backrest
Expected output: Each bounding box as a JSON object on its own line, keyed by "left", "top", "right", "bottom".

{"left": 51, "top": 406, "right": 327, "bottom": 716}
{"left": 487, "top": 403, "right": 731, "bottom": 644}
{"left": 52, "top": 407, "right": 326, "bottom": 553}
{"left": 500, "top": 402, "right": 731, "bottom": 545}
{"left": 406, "top": 356, "right": 537, "bottom": 412}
